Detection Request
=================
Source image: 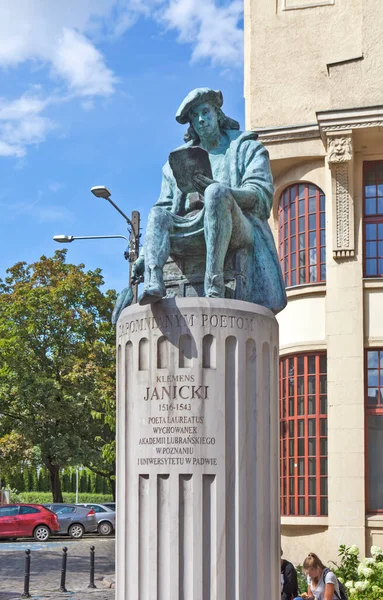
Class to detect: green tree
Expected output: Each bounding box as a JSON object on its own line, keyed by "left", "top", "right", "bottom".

{"left": 23, "top": 468, "right": 30, "bottom": 492}
{"left": 85, "top": 338, "right": 116, "bottom": 498}
{"left": 0, "top": 430, "right": 37, "bottom": 489}
{"left": 62, "top": 468, "right": 71, "bottom": 493}
{"left": 37, "top": 468, "right": 50, "bottom": 492}
{"left": 0, "top": 250, "right": 116, "bottom": 502}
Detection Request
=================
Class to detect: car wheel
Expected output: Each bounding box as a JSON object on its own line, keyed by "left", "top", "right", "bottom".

{"left": 68, "top": 523, "right": 84, "bottom": 539}
{"left": 34, "top": 525, "right": 50, "bottom": 542}
{"left": 98, "top": 521, "right": 113, "bottom": 536}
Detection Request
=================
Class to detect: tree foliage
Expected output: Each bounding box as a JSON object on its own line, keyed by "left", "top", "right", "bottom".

{"left": 0, "top": 431, "right": 37, "bottom": 486}
{"left": 0, "top": 250, "right": 116, "bottom": 501}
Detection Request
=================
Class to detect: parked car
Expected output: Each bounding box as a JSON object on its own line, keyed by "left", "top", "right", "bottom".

{"left": 0, "top": 503, "right": 60, "bottom": 541}
{"left": 43, "top": 504, "right": 98, "bottom": 539}
{"left": 102, "top": 502, "right": 115, "bottom": 511}
{"left": 77, "top": 503, "right": 115, "bottom": 536}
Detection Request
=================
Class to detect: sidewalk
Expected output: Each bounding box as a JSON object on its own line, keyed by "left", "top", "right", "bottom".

{"left": 0, "top": 537, "right": 115, "bottom": 600}
{"left": 7, "top": 590, "right": 115, "bottom": 600}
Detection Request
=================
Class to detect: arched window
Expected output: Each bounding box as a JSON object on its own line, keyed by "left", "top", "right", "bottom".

{"left": 278, "top": 183, "right": 326, "bottom": 287}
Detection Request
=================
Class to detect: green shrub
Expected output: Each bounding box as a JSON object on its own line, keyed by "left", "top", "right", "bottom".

{"left": 296, "top": 564, "right": 307, "bottom": 595}
{"left": 16, "top": 492, "right": 114, "bottom": 504}
{"left": 5, "top": 466, "right": 112, "bottom": 495}
{"left": 330, "top": 544, "right": 383, "bottom": 600}
{"left": 9, "top": 489, "right": 22, "bottom": 503}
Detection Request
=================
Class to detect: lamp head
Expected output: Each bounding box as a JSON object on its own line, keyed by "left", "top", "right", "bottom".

{"left": 91, "top": 185, "right": 111, "bottom": 199}
{"left": 53, "top": 235, "right": 74, "bottom": 243}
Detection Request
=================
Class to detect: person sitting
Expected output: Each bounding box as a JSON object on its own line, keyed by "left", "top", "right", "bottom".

{"left": 281, "top": 548, "right": 299, "bottom": 600}
{"left": 294, "top": 552, "right": 340, "bottom": 600}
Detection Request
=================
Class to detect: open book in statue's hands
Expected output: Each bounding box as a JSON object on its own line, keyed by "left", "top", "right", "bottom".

{"left": 169, "top": 146, "right": 213, "bottom": 194}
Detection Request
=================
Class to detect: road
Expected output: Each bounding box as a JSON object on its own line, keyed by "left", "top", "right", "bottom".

{"left": 0, "top": 535, "right": 115, "bottom": 600}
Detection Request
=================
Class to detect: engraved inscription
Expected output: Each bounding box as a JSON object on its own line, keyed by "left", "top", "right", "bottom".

{"left": 143, "top": 385, "right": 209, "bottom": 401}
{"left": 124, "top": 313, "right": 247, "bottom": 468}
{"left": 136, "top": 375, "right": 218, "bottom": 466}
{"left": 119, "top": 312, "right": 257, "bottom": 338}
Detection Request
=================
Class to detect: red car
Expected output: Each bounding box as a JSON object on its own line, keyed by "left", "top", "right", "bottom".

{"left": 0, "top": 504, "right": 60, "bottom": 541}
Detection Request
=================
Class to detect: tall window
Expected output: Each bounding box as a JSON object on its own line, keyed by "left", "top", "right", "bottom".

{"left": 280, "top": 353, "right": 328, "bottom": 516}
{"left": 366, "top": 349, "right": 383, "bottom": 512}
{"left": 364, "top": 161, "right": 383, "bottom": 277}
{"left": 278, "top": 183, "right": 326, "bottom": 288}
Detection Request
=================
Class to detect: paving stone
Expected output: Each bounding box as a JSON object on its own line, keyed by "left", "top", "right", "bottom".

{"left": 0, "top": 536, "right": 115, "bottom": 600}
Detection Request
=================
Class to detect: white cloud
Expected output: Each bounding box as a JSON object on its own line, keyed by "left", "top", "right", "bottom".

{"left": 81, "top": 100, "right": 95, "bottom": 111}
{"left": 0, "top": 0, "right": 243, "bottom": 158}
{"left": 0, "top": 91, "right": 56, "bottom": 157}
{"left": 0, "top": 140, "right": 24, "bottom": 158}
{"left": 0, "top": 193, "right": 74, "bottom": 223}
{"left": 37, "top": 206, "right": 74, "bottom": 223}
{"left": 0, "top": 1, "right": 117, "bottom": 97}
{"left": 52, "top": 28, "right": 118, "bottom": 97}
{"left": 0, "top": 2, "right": 118, "bottom": 157}
{"left": 0, "top": 0, "right": 242, "bottom": 96}
{"left": 160, "top": 0, "right": 243, "bottom": 66}
{"left": 111, "top": 0, "right": 243, "bottom": 66}
{"left": 48, "top": 182, "right": 65, "bottom": 193}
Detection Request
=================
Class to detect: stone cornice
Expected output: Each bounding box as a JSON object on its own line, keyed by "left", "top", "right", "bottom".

{"left": 255, "top": 123, "right": 320, "bottom": 144}
{"left": 317, "top": 105, "right": 383, "bottom": 140}
{"left": 256, "top": 105, "right": 383, "bottom": 146}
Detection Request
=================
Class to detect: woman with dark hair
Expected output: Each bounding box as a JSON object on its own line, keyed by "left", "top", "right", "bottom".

{"left": 294, "top": 552, "right": 340, "bottom": 600}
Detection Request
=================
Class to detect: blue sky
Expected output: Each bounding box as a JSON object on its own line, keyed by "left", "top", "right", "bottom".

{"left": 0, "top": 0, "right": 244, "bottom": 294}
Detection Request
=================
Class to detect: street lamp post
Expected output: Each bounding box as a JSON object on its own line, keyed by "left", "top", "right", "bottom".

{"left": 53, "top": 186, "right": 141, "bottom": 302}
{"left": 75, "top": 467, "right": 79, "bottom": 505}
{"left": 90, "top": 187, "right": 140, "bottom": 302}
{"left": 53, "top": 234, "right": 132, "bottom": 284}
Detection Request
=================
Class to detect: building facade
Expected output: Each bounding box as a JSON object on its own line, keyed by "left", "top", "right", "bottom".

{"left": 244, "top": 0, "right": 383, "bottom": 563}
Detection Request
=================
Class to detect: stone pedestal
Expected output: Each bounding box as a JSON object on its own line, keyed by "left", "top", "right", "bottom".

{"left": 116, "top": 298, "right": 280, "bottom": 600}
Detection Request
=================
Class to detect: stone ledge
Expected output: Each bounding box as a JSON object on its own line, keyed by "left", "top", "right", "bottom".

{"left": 279, "top": 340, "right": 326, "bottom": 356}
{"left": 366, "top": 515, "right": 383, "bottom": 528}
{"left": 363, "top": 278, "right": 383, "bottom": 289}
{"left": 281, "top": 516, "right": 329, "bottom": 526}
{"left": 285, "top": 282, "right": 326, "bottom": 300}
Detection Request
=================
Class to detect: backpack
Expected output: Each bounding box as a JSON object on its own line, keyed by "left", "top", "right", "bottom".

{"left": 322, "top": 567, "right": 348, "bottom": 600}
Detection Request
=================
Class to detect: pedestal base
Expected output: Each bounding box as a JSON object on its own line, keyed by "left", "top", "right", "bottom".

{"left": 116, "top": 298, "right": 280, "bottom": 600}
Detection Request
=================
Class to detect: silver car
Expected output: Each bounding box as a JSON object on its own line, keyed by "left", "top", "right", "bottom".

{"left": 77, "top": 503, "right": 115, "bottom": 536}
{"left": 44, "top": 503, "right": 98, "bottom": 539}
{"left": 102, "top": 502, "right": 116, "bottom": 511}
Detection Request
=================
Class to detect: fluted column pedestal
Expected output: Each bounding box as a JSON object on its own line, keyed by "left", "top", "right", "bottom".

{"left": 116, "top": 298, "right": 280, "bottom": 600}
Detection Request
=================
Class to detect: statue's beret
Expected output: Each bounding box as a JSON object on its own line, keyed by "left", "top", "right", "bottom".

{"left": 176, "top": 88, "right": 223, "bottom": 124}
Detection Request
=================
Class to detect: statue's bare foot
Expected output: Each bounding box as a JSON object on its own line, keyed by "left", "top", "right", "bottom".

{"left": 138, "top": 266, "right": 166, "bottom": 305}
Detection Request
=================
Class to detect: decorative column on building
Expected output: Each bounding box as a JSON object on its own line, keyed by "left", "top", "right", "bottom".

{"left": 323, "top": 125, "right": 366, "bottom": 554}
{"left": 327, "top": 132, "right": 355, "bottom": 258}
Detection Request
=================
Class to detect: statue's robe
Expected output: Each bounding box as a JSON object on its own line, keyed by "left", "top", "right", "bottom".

{"left": 154, "top": 129, "right": 287, "bottom": 314}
